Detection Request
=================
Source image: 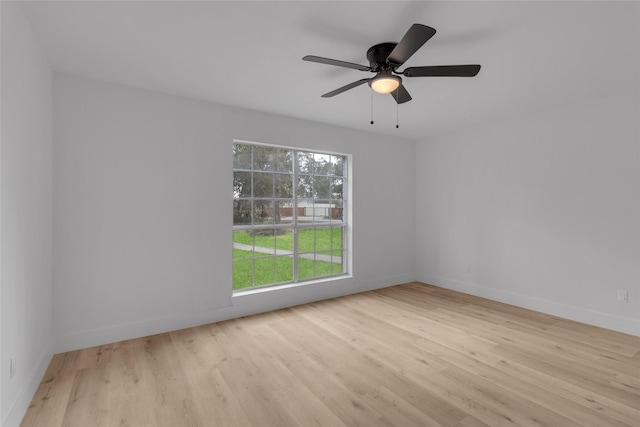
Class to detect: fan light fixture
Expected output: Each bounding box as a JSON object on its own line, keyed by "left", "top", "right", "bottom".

{"left": 303, "top": 23, "right": 481, "bottom": 107}
{"left": 369, "top": 73, "right": 401, "bottom": 94}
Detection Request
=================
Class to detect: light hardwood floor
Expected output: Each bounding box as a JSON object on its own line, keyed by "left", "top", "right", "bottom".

{"left": 21, "top": 282, "right": 640, "bottom": 426}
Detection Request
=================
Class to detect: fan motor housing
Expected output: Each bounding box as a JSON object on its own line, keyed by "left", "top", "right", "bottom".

{"left": 366, "top": 42, "right": 397, "bottom": 71}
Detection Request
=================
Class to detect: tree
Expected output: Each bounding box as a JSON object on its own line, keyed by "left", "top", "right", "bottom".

{"left": 233, "top": 144, "right": 293, "bottom": 229}
{"left": 297, "top": 152, "right": 344, "bottom": 202}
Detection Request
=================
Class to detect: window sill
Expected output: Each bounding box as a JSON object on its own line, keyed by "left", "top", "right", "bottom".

{"left": 232, "top": 274, "right": 353, "bottom": 298}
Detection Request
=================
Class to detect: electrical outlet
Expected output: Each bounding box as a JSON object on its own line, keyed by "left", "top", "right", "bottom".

{"left": 617, "top": 290, "right": 629, "bottom": 303}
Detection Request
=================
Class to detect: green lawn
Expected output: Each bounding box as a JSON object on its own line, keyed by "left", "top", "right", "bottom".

{"left": 232, "top": 228, "right": 343, "bottom": 290}
{"left": 233, "top": 228, "right": 342, "bottom": 252}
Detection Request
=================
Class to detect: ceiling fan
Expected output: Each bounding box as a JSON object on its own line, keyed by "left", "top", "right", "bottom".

{"left": 303, "top": 24, "right": 481, "bottom": 104}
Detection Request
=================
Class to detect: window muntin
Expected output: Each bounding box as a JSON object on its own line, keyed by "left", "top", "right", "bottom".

{"left": 233, "top": 142, "right": 347, "bottom": 291}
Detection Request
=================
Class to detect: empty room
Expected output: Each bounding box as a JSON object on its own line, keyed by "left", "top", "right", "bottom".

{"left": 1, "top": 1, "right": 638, "bottom": 426}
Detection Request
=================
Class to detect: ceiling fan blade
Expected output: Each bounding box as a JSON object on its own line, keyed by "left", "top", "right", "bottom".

{"left": 321, "top": 78, "right": 370, "bottom": 98}
{"left": 403, "top": 64, "right": 481, "bottom": 77}
{"left": 303, "top": 55, "right": 371, "bottom": 72}
{"left": 390, "top": 84, "right": 412, "bottom": 104}
{"left": 387, "top": 24, "right": 436, "bottom": 67}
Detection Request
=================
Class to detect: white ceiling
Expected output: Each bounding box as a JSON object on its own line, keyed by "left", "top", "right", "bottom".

{"left": 18, "top": 1, "right": 640, "bottom": 141}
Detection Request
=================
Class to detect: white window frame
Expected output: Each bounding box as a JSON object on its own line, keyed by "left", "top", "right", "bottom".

{"left": 232, "top": 140, "right": 350, "bottom": 292}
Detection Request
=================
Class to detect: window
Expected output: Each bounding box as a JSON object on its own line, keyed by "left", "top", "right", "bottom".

{"left": 233, "top": 141, "right": 348, "bottom": 291}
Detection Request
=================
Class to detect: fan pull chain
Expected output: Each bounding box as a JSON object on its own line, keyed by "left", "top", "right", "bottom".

{"left": 370, "top": 91, "right": 374, "bottom": 125}
{"left": 396, "top": 102, "right": 399, "bottom": 129}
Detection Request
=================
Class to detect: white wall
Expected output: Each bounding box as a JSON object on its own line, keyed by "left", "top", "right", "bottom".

{"left": 414, "top": 92, "right": 640, "bottom": 335}
{"left": 0, "top": 2, "right": 54, "bottom": 426}
{"left": 53, "top": 74, "right": 416, "bottom": 352}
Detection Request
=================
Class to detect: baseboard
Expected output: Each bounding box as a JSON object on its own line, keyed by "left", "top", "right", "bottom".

{"left": 2, "top": 342, "right": 54, "bottom": 427}
{"left": 353, "top": 273, "right": 415, "bottom": 294}
{"left": 418, "top": 274, "right": 640, "bottom": 336}
{"left": 55, "top": 273, "right": 414, "bottom": 353}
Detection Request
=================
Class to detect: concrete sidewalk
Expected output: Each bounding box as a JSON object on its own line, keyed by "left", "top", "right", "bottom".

{"left": 233, "top": 243, "right": 341, "bottom": 264}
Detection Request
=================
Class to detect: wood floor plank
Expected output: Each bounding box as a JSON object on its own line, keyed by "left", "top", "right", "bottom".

{"left": 274, "top": 306, "right": 475, "bottom": 426}
{"left": 20, "top": 282, "right": 640, "bottom": 427}
{"left": 269, "top": 379, "right": 351, "bottom": 427}
{"left": 19, "top": 351, "right": 80, "bottom": 427}
{"left": 249, "top": 318, "right": 398, "bottom": 427}
{"left": 140, "top": 333, "right": 204, "bottom": 426}
{"left": 492, "top": 355, "right": 640, "bottom": 426}
{"left": 429, "top": 366, "right": 582, "bottom": 427}
{"left": 60, "top": 350, "right": 114, "bottom": 427}
{"left": 168, "top": 325, "right": 252, "bottom": 426}
{"left": 492, "top": 342, "right": 640, "bottom": 408}
{"left": 359, "top": 386, "right": 445, "bottom": 427}
{"left": 265, "top": 309, "right": 400, "bottom": 426}
{"left": 215, "top": 355, "right": 300, "bottom": 427}
{"left": 294, "top": 299, "right": 449, "bottom": 374}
